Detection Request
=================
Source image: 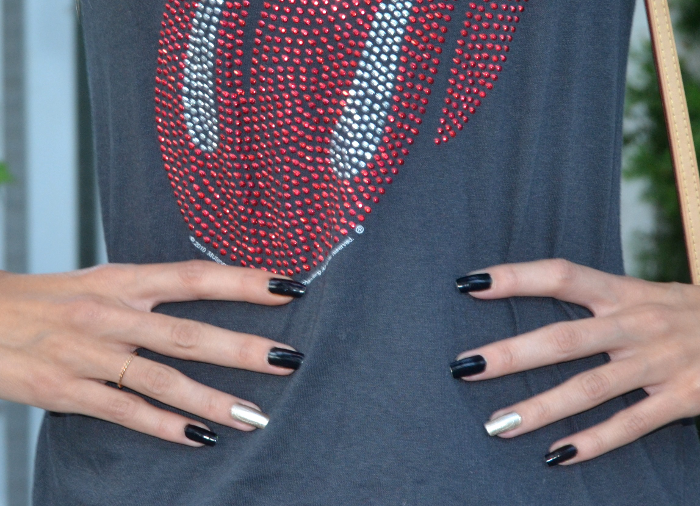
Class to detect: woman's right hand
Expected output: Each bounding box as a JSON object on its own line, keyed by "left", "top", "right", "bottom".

{"left": 0, "top": 260, "right": 306, "bottom": 447}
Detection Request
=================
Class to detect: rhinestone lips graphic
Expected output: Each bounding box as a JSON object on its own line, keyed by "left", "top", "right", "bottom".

{"left": 155, "top": 0, "right": 526, "bottom": 283}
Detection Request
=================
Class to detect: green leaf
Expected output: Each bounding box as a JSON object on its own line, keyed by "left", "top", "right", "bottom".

{"left": 0, "top": 161, "right": 11, "bottom": 185}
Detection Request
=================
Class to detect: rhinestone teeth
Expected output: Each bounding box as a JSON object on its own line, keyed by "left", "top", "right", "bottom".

{"left": 330, "top": 0, "right": 412, "bottom": 180}
{"left": 183, "top": 0, "right": 222, "bottom": 152}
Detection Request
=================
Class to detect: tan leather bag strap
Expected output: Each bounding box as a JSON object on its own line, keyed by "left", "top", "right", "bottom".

{"left": 645, "top": 0, "right": 700, "bottom": 284}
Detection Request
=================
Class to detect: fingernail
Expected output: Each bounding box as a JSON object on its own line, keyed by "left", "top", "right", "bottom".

{"left": 185, "top": 425, "right": 218, "bottom": 446}
{"left": 268, "top": 278, "right": 306, "bottom": 298}
{"left": 484, "top": 412, "right": 522, "bottom": 436}
{"left": 456, "top": 273, "right": 492, "bottom": 293}
{"left": 450, "top": 355, "right": 487, "bottom": 378}
{"left": 545, "top": 444, "right": 578, "bottom": 466}
{"left": 230, "top": 404, "right": 270, "bottom": 429}
{"left": 268, "top": 347, "right": 305, "bottom": 370}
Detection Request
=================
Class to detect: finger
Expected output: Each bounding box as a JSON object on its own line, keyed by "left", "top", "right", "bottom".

{"left": 76, "top": 380, "right": 220, "bottom": 447}
{"left": 485, "top": 359, "right": 651, "bottom": 438}
{"left": 452, "top": 315, "right": 623, "bottom": 381}
{"left": 118, "top": 356, "right": 268, "bottom": 431}
{"left": 544, "top": 392, "right": 688, "bottom": 466}
{"left": 457, "top": 259, "right": 640, "bottom": 316}
{"left": 109, "top": 309, "right": 303, "bottom": 375}
{"left": 87, "top": 261, "right": 306, "bottom": 310}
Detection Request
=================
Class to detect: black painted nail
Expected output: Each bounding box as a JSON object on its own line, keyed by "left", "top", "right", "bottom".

{"left": 185, "top": 425, "right": 218, "bottom": 447}
{"left": 545, "top": 444, "right": 577, "bottom": 466}
{"left": 268, "top": 347, "right": 305, "bottom": 370}
{"left": 456, "top": 273, "right": 492, "bottom": 293}
{"left": 450, "top": 355, "right": 487, "bottom": 378}
{"left": 268, "top": 278, "right": 306, "bottom": 298}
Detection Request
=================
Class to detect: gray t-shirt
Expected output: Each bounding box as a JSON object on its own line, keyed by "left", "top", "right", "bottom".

{"left": 34, "top": 0, "right": 700, "bottom": 504}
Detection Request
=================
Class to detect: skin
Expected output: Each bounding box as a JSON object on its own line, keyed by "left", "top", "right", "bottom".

{"left": 455, "top": 258, "right": 700, "bottom": 464}
{"left": 0, "top": 260, "right": 300, "bottom": 447}
{"left": 3, "top": 256, "right": 698, "bottom": 460}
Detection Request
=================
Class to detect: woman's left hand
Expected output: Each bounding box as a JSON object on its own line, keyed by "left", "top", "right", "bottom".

{"left": 451, "top": 258, "right": 700, "bottom": 466}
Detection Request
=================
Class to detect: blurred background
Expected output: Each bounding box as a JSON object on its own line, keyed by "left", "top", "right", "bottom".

{"left": 0, "top": 0, "right": 695, "bottom": 504}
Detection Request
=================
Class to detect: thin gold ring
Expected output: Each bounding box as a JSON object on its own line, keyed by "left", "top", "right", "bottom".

{"left": 117, "top": 351, "right": 138, "bottom": 389}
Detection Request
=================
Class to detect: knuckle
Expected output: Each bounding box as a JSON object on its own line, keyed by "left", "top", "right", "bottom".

{"left": 655, "top": 339, "right": 685, "bottom": 369}
{"left": 105, "top": 397, "right": 139, "bottom": 424}
{"left": 622, "top": 411, "right": 652, "bottom": 439}
{"left": 661, "top": 282, "right": 688, "bottom": 306}
{"left": 27, "top": 370, "right": 66, "bottom": 406}
{"left": 586, "top": 430, "right": 607, "bottom": 456}
{"left": 49, "top": 385, "right": 81, "bottom": 413}
{"left": 634, "top": 306, "right": 671, "bottom": 336}
{"left": 171, "top": 320, "right": 204, "bottom": 352}
{"left": 615, "top": 312, "right": 637, "bottom": 336}
{"left": 580, "top": 371, "right": 612, "bottom": 402}
{"left": 143, "top": 364, "right": 176, "bottom": 397}
{"left": 201, "top": 393, "right": 221, "bottom": 421}
{"left": 225, "top": 267, "right": 258, "bottom": 297}
{"left": 494, "top": 342, "right": 519, "bottom": 370}
{"left": 550, "top": 259, "right": 577, "bottom": 293}
{"left": 676, "top": 376, "right": 700, "bottom": 406}
{"left": 238, "top": 269, "right": 261, "bottom": 292}
{"left": 86, "top": 263, "right": 132, "bottom": 291}
{"left": 152, "top": 413, "right": 172, "bottom": 438}
{"left": 38, "top": 373, "right": 64, "bottom": 400}
{"left": 177, "top": 261, "right": 208, "bottom": 295}
{"left": 529, "top": 398, "right": 552, "bottom": 422}
{"left": 88, "top": 263, "right": 119, "bottom": 282}
{"left": 550, "top": 323, "right": 584, "bottom": 358}
{"left": 234, "top": 338, "right": 256, "bottom": 365}
{"left": 499, "top": 265, "right": 520, "bottom": 293}
{"left": 64, "top": 298, "right": 109, "bottom": 329}
{"left": 688, "top": 377, "right": 700, "bottom": 402}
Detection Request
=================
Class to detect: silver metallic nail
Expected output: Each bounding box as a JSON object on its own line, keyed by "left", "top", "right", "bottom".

{"left": 484, "top": 412, "right": 522, "bottom": 436}
{"left": 230, "top": 404, "right": 270, "bottom": 429}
